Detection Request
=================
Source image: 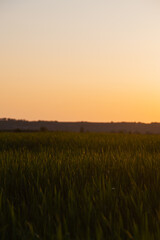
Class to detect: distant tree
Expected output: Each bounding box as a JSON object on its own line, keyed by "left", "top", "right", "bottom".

{"left": 0, "top": 118, "right": 7, "bottom": 121}
{"left": 80, "top": 126, "right": 84, "bottom": 133}
{"left": 119, "top": 130, "right": 125, "bottom": 134}
{"left": 14, "top": 128, "right": 21, "bottom": 132}
{"left": 110, "top": 130, "right": 115, "bottom": 133}
{"left": 40, "top": 126, "right": 48, "bottom": 132}
{"left": 145, "top": 131, "right": 152, "bottom": 135}
{"left": 134, "top": 131, "right": 140, "bottom": 134}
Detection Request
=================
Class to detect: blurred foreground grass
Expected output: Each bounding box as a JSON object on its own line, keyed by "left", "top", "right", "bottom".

{"left": 0, "top": 132, "right": 160, "bottom": 239}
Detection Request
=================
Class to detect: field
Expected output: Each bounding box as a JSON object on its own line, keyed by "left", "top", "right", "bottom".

{"left": 0, "top": 132, "right": 160, "bottom": 239}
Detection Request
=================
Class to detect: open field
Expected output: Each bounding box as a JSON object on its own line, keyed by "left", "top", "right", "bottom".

{"left": 0, "top": 132, "right": 160, "bottom": 239}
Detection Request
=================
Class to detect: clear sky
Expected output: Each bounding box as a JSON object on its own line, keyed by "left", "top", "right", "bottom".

{"left": 1, "top": 0, "right": 160, "bottom": 122}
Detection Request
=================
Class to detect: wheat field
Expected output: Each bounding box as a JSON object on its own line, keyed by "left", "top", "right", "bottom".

{"left": 0, "top": 132, "right": 160, "bottom": 239}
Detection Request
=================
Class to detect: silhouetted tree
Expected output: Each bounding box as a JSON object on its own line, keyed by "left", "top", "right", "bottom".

{"left": 14, "top": 128, "right": 21, "bottom": 132}
{"left": 40, "top": 127, "right": 48, "bottom": 132}
{"left": 80, "top": 127, "right": 84, "bottom": 133}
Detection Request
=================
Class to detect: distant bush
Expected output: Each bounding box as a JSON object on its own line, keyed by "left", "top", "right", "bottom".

{"left": 14, "top": 128, "right": 22, "bottom": 132}
{"left": 80, "top": 126, "right": 84, "bottom": 133}
{"left": 40, "top": 126, "right": 48, "bottom": 132}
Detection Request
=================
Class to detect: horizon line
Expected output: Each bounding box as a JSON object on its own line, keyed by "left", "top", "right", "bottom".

{"left": 1, "top": 118, "right": 160, "bottom": 125}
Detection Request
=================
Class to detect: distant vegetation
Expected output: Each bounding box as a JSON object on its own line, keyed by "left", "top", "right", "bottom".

{"left": 0, "top": 132, "right": 160, "bottom": 239}
{"left": 40, "top": 126, "right": 48, "bottom": 132}
{"left": 1, "top": 118, "right": 160, "bottom": 134}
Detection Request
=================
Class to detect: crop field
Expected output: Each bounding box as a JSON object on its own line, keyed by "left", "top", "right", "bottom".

{"left": 0, "top": 132, "right": 160, "bottom": 239}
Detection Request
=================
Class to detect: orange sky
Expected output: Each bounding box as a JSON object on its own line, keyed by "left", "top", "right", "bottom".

{"left": 1, "top": 0, "right": 160, "bottom": 122}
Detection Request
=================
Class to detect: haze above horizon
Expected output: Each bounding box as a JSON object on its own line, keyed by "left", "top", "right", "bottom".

{"left": 1, "top": 0, "right": 160, "bottom": 123}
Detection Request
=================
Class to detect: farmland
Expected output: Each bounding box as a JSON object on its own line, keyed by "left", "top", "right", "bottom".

{"left": 0, "top": 132, "right": 160, "bottom": 239}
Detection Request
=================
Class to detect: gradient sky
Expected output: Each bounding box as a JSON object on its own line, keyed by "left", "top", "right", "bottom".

{"left": 1, "top": 0, "right": 160, "bottom": 122}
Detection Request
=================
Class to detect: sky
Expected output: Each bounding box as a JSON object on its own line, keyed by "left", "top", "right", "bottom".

{"left": 1, "top": 0, "right": 160, "bottom": 122}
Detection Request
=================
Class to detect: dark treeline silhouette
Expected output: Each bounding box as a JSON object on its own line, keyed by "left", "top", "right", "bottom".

{"left": 1, "top": 118, "right": 160, "bottom": 134}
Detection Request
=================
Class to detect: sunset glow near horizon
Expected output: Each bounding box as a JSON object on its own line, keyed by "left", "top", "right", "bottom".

{"left": 1, "top": 0, "right": 160, "bottom": 123}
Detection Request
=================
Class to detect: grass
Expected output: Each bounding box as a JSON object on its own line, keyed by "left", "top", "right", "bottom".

{"left": 0, "top": 132, "right": 160, "bottom": 239}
